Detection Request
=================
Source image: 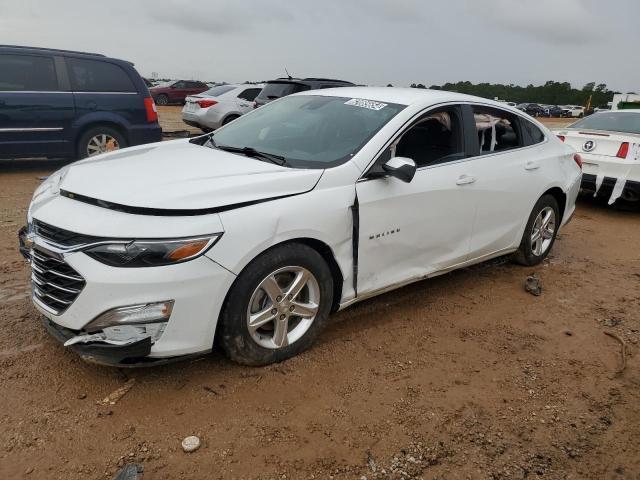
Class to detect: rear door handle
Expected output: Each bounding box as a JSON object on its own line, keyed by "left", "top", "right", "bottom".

{"left": 456, "top": 174, "right": 476, "bottom": 186}
{"left": 525, "top": 161, "right": 540, "bottom": 171}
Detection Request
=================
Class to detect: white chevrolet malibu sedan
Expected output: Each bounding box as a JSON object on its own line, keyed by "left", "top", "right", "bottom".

{"left": 20, "top": 87, "right": 582, "bottom": 366}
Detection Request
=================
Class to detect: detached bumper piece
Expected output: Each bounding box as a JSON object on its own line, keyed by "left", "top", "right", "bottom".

{"left": 42, "top": 317, "right": 153, "bottom": 366}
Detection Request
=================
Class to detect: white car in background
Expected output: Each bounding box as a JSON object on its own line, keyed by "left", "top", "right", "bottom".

{"left": 21, "top": 87, "right": 581, "bottom": 367}
{"left": 182, "top": 84, "right": 264, "bottom": 132}
{"left": 561, "top": 105, "right": 585, "bottom": 118}
{"left": 555, "top": 110, "right": 640, "bottom": 204}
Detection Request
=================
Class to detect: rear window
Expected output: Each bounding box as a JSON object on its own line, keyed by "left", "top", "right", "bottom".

{"left": 472, "top": 106, "right": 523, "bottom": 154}
{"left": 521, "top": 119, "right": 545, "bottom": 145}
{"left": 68, "top": 58, "right": 136, "bottom": 92}
{"left": 570, "top": 112, "right": 640, "bottom": 135}
{"left": 204, "top": 85, "right": 235, "bottom": 97}
{"left": 258, "top": 82, "right": 310, "bottom": 99}
{"left": 0, "top": 54, "right": 58, "bottom": 91}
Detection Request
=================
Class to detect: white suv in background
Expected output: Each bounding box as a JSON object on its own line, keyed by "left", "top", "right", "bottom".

{"left": 182, "top": 84, "right": 264, "bottom": 132}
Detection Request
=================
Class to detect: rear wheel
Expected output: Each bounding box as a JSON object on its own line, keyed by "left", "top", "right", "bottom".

{"left": 77, "top": 126, "right": 126, "bottom": 159}
{"left": 513, "top": 194, "right": 559, "bottom": 266}
{"left": 218, "top": 243, "right": 333, "bottom": 366}
{"left": 155, "top": 94, "right": 168, "bottom": 106}
{"left": 222, "top": 114, "right": 240, "bottom": 126}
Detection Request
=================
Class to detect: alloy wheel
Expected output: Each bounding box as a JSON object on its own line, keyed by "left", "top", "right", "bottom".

{"left": 530, "top": 206, "right": 556, "bottom": 256}
{"left": 246, "top": 266, "right": 320, "bottom": 349}
{"left": 87, "top": 134, "right": 120, "bottom": 157}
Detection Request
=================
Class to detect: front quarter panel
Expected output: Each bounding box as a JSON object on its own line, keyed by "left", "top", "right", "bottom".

{"left": 206, "top": 163, "right": 361, "bottom": 302}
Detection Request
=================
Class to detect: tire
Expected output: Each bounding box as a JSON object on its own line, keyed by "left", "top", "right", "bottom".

{"left": 155, "top": 94, "right": 168, "bottom": 106}
{"left": 77, "top": 126, "right": 127, "bottom": 159}
{"left": 513, "top": 194, "right": 560, "bottom": 266}
{"left": 218, "top": 243, "right": 334, "bottom": 366}
{"left": 222, "top": 114, "right": 240, "bottom": 126}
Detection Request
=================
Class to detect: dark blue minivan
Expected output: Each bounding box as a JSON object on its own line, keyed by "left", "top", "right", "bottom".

{"left": 0, "top": 45, "right": 162, "bottom": 159}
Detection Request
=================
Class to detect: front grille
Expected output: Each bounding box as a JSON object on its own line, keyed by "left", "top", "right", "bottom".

{"left": 31, "top": 247, "right": 85, "bottom": 315}
{"left": 33, "top": 219, "right": 101, "bottom": 248}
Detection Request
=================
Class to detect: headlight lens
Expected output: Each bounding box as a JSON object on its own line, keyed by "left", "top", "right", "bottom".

{"left": 84, "top": 235, "right": 221, "bottom": 267}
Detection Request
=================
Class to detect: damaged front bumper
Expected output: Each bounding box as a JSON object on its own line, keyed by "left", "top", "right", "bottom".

{"left": 42, "top": 316, "right": 154, "bottom": 366}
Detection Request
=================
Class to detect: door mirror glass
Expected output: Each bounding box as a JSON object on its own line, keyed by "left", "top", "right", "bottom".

{"left": 382, "top": 156, "right": 416, "bottom": 183}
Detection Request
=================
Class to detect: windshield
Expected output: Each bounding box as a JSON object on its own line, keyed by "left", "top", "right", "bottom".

{"left": 208, "top": 95, "right": 406, "bottom": 168}
{"left": 203, "top": 85, "right": 235, "bottom": 97}
{"left": 570, "top": 112, "right": 640, "bottom": 135}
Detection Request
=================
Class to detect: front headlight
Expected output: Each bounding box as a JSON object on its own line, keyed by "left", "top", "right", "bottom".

{"left": 84, "top": 235, "right": 222, "bottom": 267}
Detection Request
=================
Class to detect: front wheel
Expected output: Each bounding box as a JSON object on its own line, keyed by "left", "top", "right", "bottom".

{"left": 155, "top": 94, "right": 168, "bottom": 106}
{"left": 513, "top": 194, "right": 560, "bottom": 266}
{"left": 218, "top": 243, "right": 333, "bottom": 366}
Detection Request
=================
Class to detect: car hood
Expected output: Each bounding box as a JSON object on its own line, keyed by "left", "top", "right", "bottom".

{"left": 59, "top": 140, "right": 323, "bottom": 212}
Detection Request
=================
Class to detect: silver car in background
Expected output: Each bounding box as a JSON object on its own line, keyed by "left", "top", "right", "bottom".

{"left": 182, "top": 84, "right": 264, "bottom": 132}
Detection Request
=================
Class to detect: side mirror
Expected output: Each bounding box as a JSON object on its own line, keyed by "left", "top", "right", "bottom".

{"left": 382, "top": 156, "right": 416, "bottom": 183}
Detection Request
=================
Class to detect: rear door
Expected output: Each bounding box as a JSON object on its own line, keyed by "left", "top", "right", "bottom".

{"left": 0, "top": 53, "right": 75, "bottom": 157}
{"left": 66, "top": 57, "right": 142, "bottom": 129}
{"left": 462, "top": 104, "right": 547, "bottom": 259}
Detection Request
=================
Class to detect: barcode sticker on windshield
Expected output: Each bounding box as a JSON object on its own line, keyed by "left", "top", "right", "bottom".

{"left": 344, "top": 98, "right": 387, "bottom": 110}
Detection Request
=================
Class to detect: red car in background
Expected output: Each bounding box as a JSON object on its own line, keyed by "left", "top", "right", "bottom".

{"left": 149, "top": 80, "right": 208, "bottom": 105}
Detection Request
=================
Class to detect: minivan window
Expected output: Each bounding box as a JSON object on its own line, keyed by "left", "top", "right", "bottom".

{"left": 0, "top": 54, "right": 58, "bottom": 91}
{"left": 209, "top": 95, "right": 405, "bottom": 169}
{"left": 258, "top": 82, "right": 311, "bottom": 99}
{"left": 472, "top": 106, "right": 523, "bottom": 154}
{"left": 68, "top": 58, "right": 135, "bottom": 92}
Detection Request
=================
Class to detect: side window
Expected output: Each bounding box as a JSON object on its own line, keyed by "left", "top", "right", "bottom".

{"left": 237, "top": 88, "right": 260, "bottom": 101}
{"left": 0, "top": 54, "right": 58, "bottom": 91}
{"left": 173, "top": 81, "right": 186, "bottom": 89}
{"left": 472, "top": 106, "right": 522, "bottom": 154}
{"left": 392, "top": 107, "right": 465, "bottom": 168}
{"left": 521, "top": 118, "right": 545, "bottom": 145}
{"left": 68, "top": 58, "right": 135, "bottom": 92}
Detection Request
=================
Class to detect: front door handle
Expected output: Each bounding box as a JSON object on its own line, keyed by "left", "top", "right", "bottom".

{"left": 525, "top": 161, "right": 540, "bottom": 171}
{"left": 456, "top": 174, "right": 476, "bottom": 186}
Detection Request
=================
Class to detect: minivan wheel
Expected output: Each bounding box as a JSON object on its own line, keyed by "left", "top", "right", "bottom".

{"left": 78, "top": 126, "right": 127, "bottom": 159}
{"left": 513, "top": 194, "right": 560, "bottom": 266}
{"left": 155, "top": 94, "right": 168, "bottom": 106}
{"left": 218, "top": 243, "right": 333, "bottom": 366}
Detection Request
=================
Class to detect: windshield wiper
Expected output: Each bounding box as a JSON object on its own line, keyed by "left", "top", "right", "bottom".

{"left": 216, "top": 144, "right": 286, "bottom": 166}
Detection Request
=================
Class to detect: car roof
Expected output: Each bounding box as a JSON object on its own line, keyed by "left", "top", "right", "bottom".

{"left": 293, "top": 86, "right": 520, "bottom": 110}
{"left": 268, "top": 77, "right": 353, "bottom": 85}
{"left": 0, "top": 44, "right": 134, "bottom": 65}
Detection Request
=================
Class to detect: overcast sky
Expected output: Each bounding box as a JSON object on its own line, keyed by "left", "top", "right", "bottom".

{"left": 1, "top": 0, "right": 638, "bottom": 91}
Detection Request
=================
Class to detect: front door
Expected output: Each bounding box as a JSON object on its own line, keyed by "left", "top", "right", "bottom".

{"left": 355, "top": 105, "right": 477, "bottom": 296}
{"left": 0, "top": 53, "right": 75, "bottom": 157}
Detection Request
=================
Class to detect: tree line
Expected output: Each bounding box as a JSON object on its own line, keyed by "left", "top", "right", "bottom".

{"left": 401, "top": 81, "right": 636, "bottom": 108}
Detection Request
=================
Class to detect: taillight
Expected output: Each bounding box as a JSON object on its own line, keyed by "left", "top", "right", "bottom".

{"left": 557, "top": 135, "right": 565, "bottom": 142}
{"left": 143, "top": 97, "right": 158, "bottom": 123}
{"left": 197, "top": 99, "right": 217, "bottom": 108}
{"left": 573, "top": 153, "right": 583, "bottom": 169}
{"left": 616, "top": 142, "right": 629, "bottom": 159}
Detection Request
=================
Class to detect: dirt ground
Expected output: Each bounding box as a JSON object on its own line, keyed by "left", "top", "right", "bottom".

{"left": 1, "top": 112, "right": 639, "bottom": 480}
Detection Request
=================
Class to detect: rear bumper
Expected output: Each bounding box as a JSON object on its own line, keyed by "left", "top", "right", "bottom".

{"left": 581, "top": 173, "right": 640, "bottom": 200}
{"left": 128, "top": 124, "right": 162, "bottom": 146}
